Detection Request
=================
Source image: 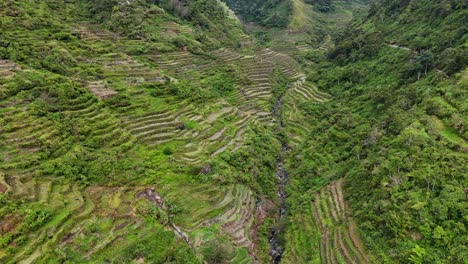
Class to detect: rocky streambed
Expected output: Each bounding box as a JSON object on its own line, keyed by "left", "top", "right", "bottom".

{"left": 269, "top": 96, "right": 289, "bottom": 264}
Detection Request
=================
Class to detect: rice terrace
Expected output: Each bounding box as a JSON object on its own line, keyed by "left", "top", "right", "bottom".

{"left": 0, "top": 0, "right": 466, "bottom": 263}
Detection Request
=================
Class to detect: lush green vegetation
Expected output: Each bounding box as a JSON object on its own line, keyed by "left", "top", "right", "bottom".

{"left": 284, "top": 0, "right": 467, "bottom": 263}
{"left": 83, "top": 0, "right": 246, "bottom": 48}
{"left": 238, "top": 0, "right": 369, "bottom": 65}
{"left": 221, "top": 0, "right": 366, "bottom": 28}
{"left": 0, "top": 0, "right": 286, "bottom": 262}
{"left": 1, "top": 0, "right": 465, "bottom": 263}
{"left": 222, "top": 0, "right": 293, "bottom": 27}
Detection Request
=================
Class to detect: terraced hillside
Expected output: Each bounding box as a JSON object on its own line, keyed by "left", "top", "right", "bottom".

{"left": 313, "top": 180, "right": 370, "bottom": 264}
{"left": 281, "top": 0, "right": 467, "bottom": 263}
{"left": 282, "top": 180, "right": 371, "bottom": 264}
{"left": 242, "top": 0, "right": 368, "bottom": 61}
{"left": 0, "top": 0, "right": 336, "bottom": 263}
{"left": 6, "top": 0, "right": 462, "bottom": 263}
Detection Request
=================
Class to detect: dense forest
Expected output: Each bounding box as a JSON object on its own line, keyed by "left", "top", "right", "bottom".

{"left": 0, "top": 0, "right": 466, "bottom": 263}
{"left": 285, "top": 0, "right": 467, "bottom": 262}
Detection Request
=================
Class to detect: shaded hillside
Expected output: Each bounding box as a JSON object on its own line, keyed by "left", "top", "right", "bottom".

{"left": 83, "top": 0, "right": 245, "bottom": 46}
{"left": 239, "top": 0, "right": 368, "bottom": 62}
{"left": 222, "top": 0, "right": 293, "bottom": 27}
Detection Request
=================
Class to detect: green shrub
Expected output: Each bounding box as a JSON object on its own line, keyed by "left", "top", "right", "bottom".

{"left": 163, "top": 147, "right": 173, "bottom": 155}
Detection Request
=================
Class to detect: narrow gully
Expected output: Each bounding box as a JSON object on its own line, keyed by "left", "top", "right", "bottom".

{"left": 269, "top": 96, "right": 289, "bottom": 264}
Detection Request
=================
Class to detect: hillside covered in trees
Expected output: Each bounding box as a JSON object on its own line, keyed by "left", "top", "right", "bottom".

{"left": 0, "top": 0, "right": 466, "bottom": 263}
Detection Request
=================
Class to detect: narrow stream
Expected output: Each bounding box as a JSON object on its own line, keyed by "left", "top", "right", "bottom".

{"left": 269, "top": 97, "right": 288, "bottom": 264}
{"left": 171, "top": 222, "right": 194, "bottom": 249}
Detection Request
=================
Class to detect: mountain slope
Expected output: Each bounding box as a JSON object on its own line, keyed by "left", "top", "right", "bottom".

{"left": 239, "top": 0, "right": 368, "bottom": 63}
{"left": 284, "top": 0, "right": 467, "bottom": 263}
{"left": 1, "top": 0, "right": 465, "bottom": 263}
{"left": 222, "top": 0, "right": 293, "bottom": 27}
{"left": 0, "top": 0, "right": 303, "bottom": 262}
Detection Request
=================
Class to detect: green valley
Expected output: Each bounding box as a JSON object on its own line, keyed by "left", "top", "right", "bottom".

{"left": 0, "top": 0, "right": 466, "bottom": 263}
